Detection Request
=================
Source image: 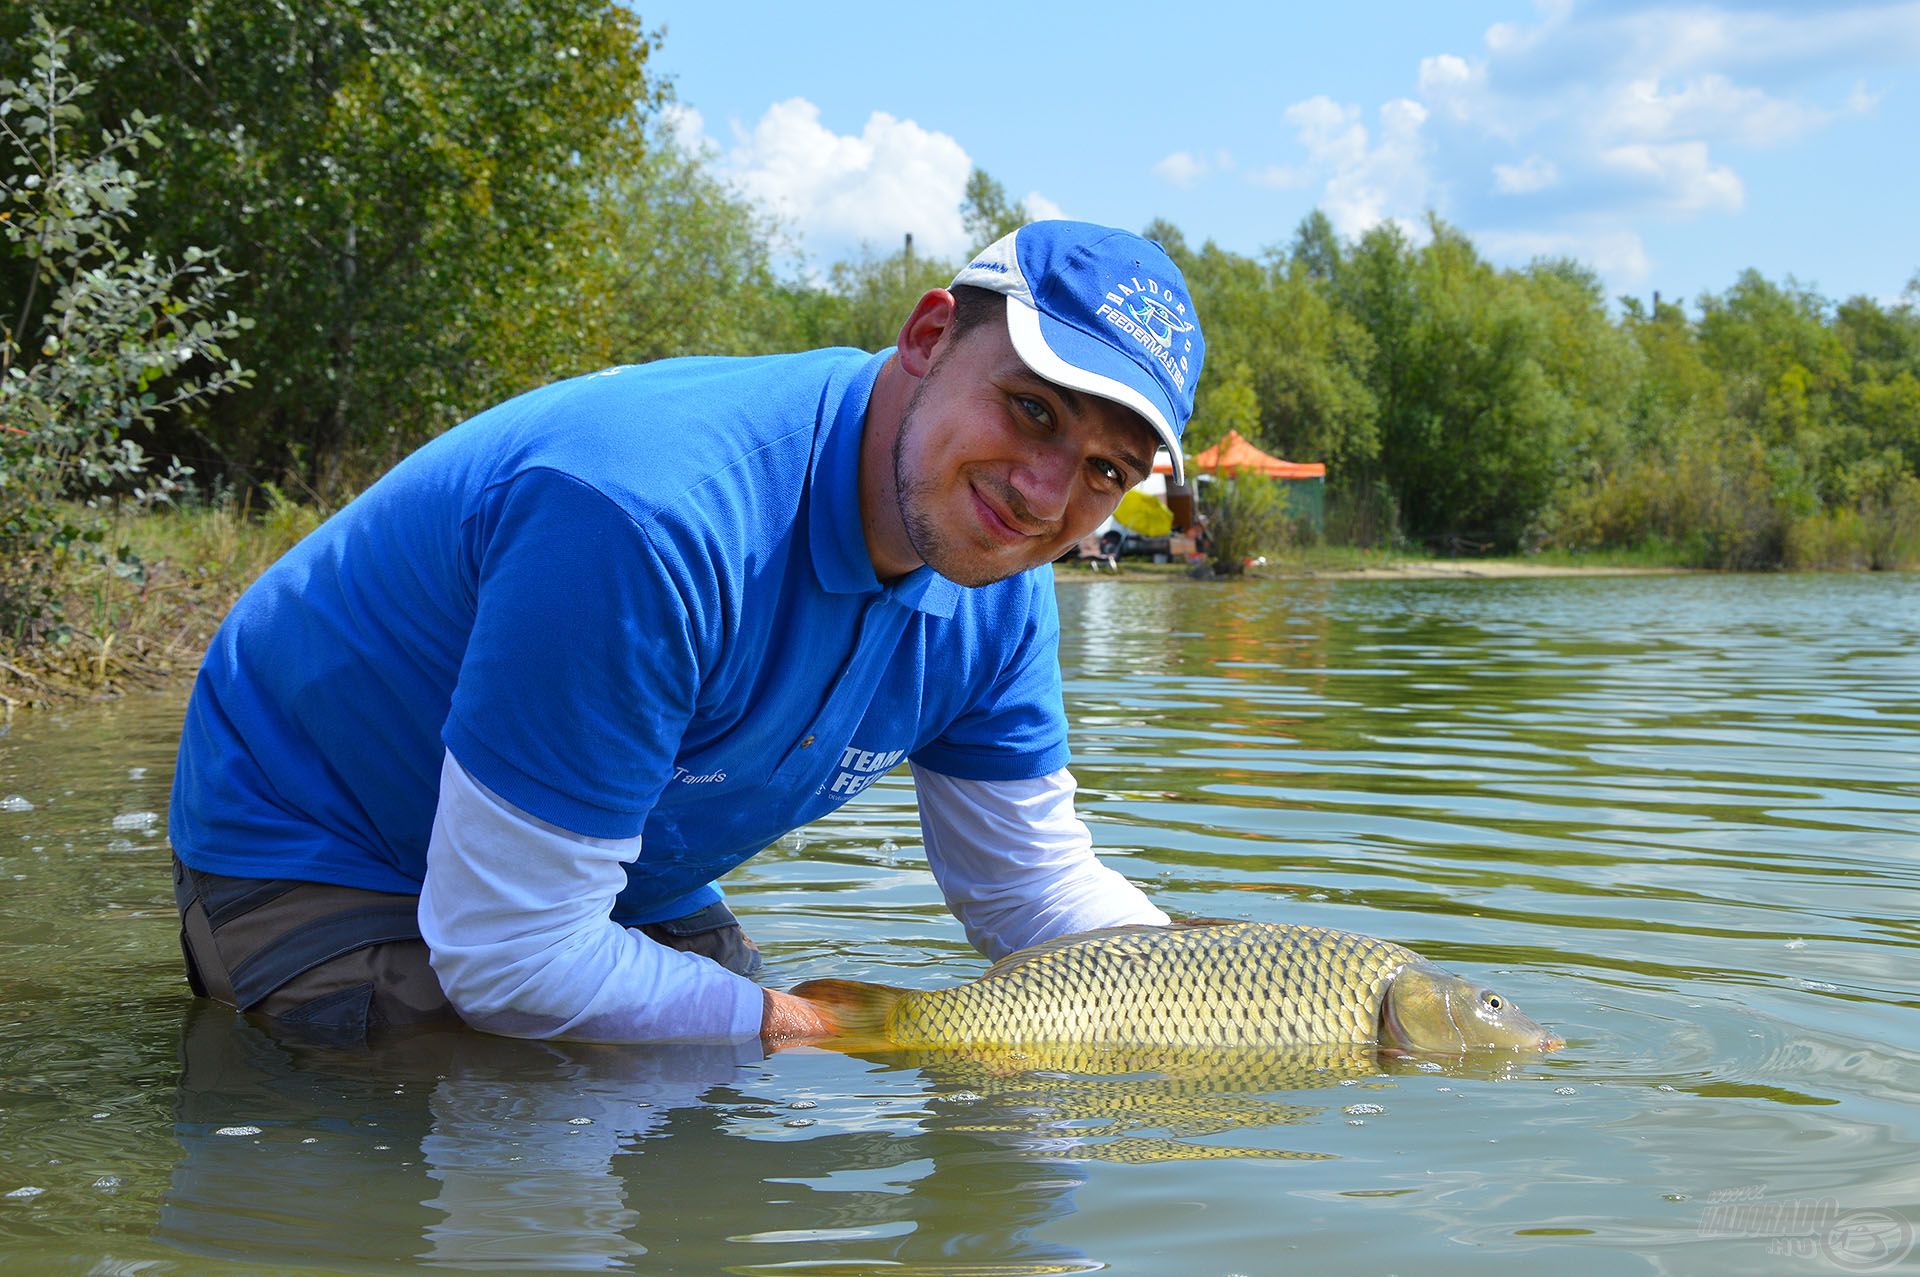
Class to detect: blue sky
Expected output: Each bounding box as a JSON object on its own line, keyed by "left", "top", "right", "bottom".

{"left": 647, "top": 1, "right": 1919, "bottom": 313}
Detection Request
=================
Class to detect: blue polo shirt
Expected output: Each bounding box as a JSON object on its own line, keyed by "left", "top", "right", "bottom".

{"left": 169, "top": 349, "right": 1069, "bottom": 924}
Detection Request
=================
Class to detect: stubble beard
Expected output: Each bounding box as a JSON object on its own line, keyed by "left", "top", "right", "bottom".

{"left": 891, "top": 378, "right": 1036, "bottom": 590}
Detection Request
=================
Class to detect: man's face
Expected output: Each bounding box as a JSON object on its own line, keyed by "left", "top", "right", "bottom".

{"left": 890, "top": 313, "right": 1162, "bottom": 588}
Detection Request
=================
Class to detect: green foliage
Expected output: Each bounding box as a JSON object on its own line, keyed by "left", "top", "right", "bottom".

{"left": 1186, "top": 359, "right": 1260, "bottom": 455}
{"left": 0, "top": 17, "right": 249, "bottom": 640}
{"left": 811, "top": 242, "right": 960, "bottom": 354}
{"left": 1202, "top": 474, "right": 1293, "bottom": 572}
{"left": 961, "top": 167, "right": 1029, "bottom": 252}
{"left": 13, "top": 0, "right": 663, "bottom": 496}
{"left": 1287, "top": 210, "right": 1341, "bottom": 284}
{"left": 496, "top": 116, "right": 789, "bottom": 380}
{"left": 1319, "top": 219, "right": 1591, "bottom": 546}
{"left": 1174, "top": 225, "right": 1377, "bottom": 476}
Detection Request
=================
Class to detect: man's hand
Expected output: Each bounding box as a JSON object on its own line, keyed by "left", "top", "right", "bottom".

{"left": 761, "top": 987, "right": 839, "bottom": 1049}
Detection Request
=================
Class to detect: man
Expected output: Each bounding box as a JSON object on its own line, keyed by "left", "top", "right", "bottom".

{"left": 169, "top": 220, "right": 1206, "bottom": 1044}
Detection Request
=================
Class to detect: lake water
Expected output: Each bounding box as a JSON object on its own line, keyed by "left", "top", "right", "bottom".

{"left": 1, "top": 571, "right": 1916, "bottom": 1275}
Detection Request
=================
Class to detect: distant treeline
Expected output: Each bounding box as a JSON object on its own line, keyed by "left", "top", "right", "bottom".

{"left": 5, "top": 1, "right": 1917, "bottom": 572}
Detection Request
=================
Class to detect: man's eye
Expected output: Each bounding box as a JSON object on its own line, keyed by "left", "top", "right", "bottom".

{"left": 1015, "top": 395, "right": 1053, "bottom": 428}
{"left": 1092, "top": 459, "right": 1124, "bottom": 486}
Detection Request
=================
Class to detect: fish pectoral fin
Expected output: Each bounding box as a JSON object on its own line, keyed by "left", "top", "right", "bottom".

{"left": 788, "top": 978, "right": 908, "bottom": 1037}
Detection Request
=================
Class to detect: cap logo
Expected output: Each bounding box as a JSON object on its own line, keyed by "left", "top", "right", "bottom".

{"left": 1126, "top": 293, "right": 1195, "bottom": 347}
{"left": 1094, "top": 276, "right": 1195, "bottom": 392}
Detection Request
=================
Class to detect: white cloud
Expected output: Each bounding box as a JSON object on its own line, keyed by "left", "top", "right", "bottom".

{"left": 1152, "top": 149, "right": 1235, "bottom": 187}
{"left": 1595, "top": 4, "right": 1920, "bottom": 83}
{"left": 1597, "top": 73, "right": 1831, "bottom": 147}
{"left": 1417, "top": 52, "right": 1503, "bottom": 132}
{"left": 1599, "top": 141, "right": 1744, "bottom": 215}
{"left": 718, "top": 98, "right": 975, "bottom": 263}
{"left": 658, "top": 102, "right": 708, "bottom": 155}
{"left": 1419, "top": 52, "right": 1475, "bottom": 94}
{"left": 1225, "top": 4, "right": 1916, "bottom": 297}
{"left": 1023, "top": 191, "right": 1066, "bottom": 222}
{"left": 1279, "top": 95, "right": 1433, "bottom": 238}
{"left": 1493, "top": 154, "right": 1559, "bottom": 194}
{"left": 1284, "top": 96, "right": 1370, "bottom": 169}
{"left": 1247, "top": 164, "right": 1311, "bottom": 190}
{"left": 1153, "top": 150, "right": 1210, "bottom": 187}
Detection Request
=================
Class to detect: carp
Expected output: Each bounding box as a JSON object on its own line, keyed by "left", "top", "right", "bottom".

{"left": 791, "top": 921, "right": 1562, "bottom": 1065}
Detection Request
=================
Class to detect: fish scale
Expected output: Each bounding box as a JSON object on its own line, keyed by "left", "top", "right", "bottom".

{"left": 884, "top": 923, "right": 1420, "bottom": 1050}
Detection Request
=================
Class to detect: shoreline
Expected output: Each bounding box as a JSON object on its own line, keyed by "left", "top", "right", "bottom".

{"left": 1052, "top": 557, "right": 1698, "bottom": 583}
{"left": 4, "top": 536, "right": 1894, "bottom": 714}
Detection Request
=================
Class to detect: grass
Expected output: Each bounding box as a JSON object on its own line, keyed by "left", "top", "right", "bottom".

{"left": 0, "top": 495, "right": 324, "bottom": 710}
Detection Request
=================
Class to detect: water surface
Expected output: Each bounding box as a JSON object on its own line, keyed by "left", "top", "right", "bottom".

{"left": 1, "top": 571, "right": 1916, "bottom": 1273}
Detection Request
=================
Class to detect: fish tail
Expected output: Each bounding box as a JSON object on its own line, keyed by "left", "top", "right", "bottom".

{"left": 788, "top": 978, "right": 909, "bottom": 1037}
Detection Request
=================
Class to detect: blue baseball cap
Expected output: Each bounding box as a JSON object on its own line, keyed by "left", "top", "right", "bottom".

{"left": 951, "top": 220, "right": 1205, "bottom": 484}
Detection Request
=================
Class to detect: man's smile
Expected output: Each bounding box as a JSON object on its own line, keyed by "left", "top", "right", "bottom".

{"left": 968, "top": 471, "right": 1067, "bottom": 549}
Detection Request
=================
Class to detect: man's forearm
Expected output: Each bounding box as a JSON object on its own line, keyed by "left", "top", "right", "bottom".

{"left": 421, "top": 751, "right": 764, "bottom": 1042}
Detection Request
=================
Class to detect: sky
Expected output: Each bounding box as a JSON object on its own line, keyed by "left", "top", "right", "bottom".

{"left": 645, "top": 0, "right": 1920, "bottom": 313}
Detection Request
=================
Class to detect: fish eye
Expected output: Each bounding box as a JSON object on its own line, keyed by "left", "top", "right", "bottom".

{"left": 1483, "top": 992, "right": 1503, "bottom": 1010}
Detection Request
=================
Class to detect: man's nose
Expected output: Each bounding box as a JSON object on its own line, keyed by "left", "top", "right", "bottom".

{"left": 1011, "top": 445, "right": 1075, "bottom": 523}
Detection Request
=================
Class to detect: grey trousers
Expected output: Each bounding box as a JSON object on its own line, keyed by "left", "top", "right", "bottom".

{"left": 173, "top": 856, "right": 761, "bottom": 1041}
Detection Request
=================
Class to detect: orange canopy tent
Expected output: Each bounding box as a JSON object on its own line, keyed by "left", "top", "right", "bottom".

{"left": 1156, "top": 430, "right": 1327, "bottom": 479}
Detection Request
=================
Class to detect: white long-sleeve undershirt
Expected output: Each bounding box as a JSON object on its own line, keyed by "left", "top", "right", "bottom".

{"left": 419, "top": 750, "right": 1166, "bottom": 1042}
{"left": 913, "top": 763, "right": 1169, "bottom": 958}
{"left": 421, "top": 751, "right": 766, "bottom": 1043}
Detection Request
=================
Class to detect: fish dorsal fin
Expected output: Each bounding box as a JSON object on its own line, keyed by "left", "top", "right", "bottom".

{"left": 978, "top": 924, "right": 1199, "bottom": 981}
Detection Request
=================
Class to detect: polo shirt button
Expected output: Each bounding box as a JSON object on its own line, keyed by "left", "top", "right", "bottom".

{"left": 801, "top": 735, "right": 815, "bottom": 748}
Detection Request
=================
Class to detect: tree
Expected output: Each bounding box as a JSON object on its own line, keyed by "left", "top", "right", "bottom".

{"left": 1185, "top": 359, "right": 1260, "bottom": 455}
{"left": 1338, "top": 218, "right": 1591, "bottom": 547}
{"left": 1178, "top": 237, "right": 1376, "bottom": 474}
{"left": 960, "top": 167, "right": 1028, "bottom": 251}
{"left": 1287, "top": 209, "right": 1341, "bottom": 284}
{"left": 0, "top": 18, "right": 249, "bottom": 635}
{"left": 16, "top": 0, "right": 665, "bottom": 496}
{"left": 504, "top": 116, "right": 790, "bottom": 377}
{"left": 816, "top": 242, "right": 959, "bottom": 354}
{"left": 1203, "top": 474, "right": 1293, "bottom": 572}
{"left": 1696, "top": 272, "right": 1850, "bottom": 451}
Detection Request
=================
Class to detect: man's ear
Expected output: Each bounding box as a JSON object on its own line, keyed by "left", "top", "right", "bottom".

{"left": 895, "top": 288, "right": 958, "bottom": 379}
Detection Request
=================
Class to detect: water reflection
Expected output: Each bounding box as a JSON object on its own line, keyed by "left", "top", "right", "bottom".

{"left": 162, "top": 1005, "right": 733, "bottom": 1267}
{"left": 161, "top": 1004, "right": 1556, "bottom": 1272}
{"left": 161, "top": 1005, "right": 1114, "bottom": 1272}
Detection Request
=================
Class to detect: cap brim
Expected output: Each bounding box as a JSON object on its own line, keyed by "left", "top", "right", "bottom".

{"left": 1002, "top": 297, "right": 1186, "bottom": 486}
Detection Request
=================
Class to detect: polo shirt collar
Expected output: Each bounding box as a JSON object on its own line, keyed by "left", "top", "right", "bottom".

{"left": 808, "top": 349, "right": 959, "bottom": 619}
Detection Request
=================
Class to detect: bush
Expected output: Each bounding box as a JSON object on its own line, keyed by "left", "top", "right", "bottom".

{"left": 1203, "top": 474, "right": 1294, "bottom": 573}
{"left": 1787, "top": 451, "right": 1920, "bottom": 569}
{"left": 0, "top": 18, "right": 248, "bottom": 645}
{"left": 1548, "top": 426, "right": 1789, "bottom": 569}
